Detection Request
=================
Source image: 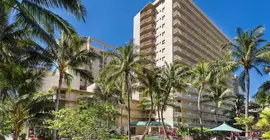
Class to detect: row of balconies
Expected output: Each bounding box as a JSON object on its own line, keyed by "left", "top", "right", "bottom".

{"left": 174, "top": 1, "right": 226, "bottom": 46}
{"left": 178, "top": 0, "right": 228, "bottom": 44}
{"left": 141, "top": 24, "right": 155, "bottom": 34}
{"left": 172, "top": 12, "right": 224, "bottom": 59}
{"left": 140, "top": 32, "right": 155, "bottom": 42}
{"left": 173, "top": 19, "right": 221, "bottom": 60}
{"left": 173, "top": 28, "right": 214, "bottom": 61}
{"left": 173, "top": 36, "right": 216, "bottom": 62}
{"left": 173, "top": 9, "right": 226, "bottom": 57}
{"left": 173, "top": 45, "right": 200, "bottom": 62}
{"left": 173, "top": 16, "right": 218, "bottom": 60}
{"left": 140, "top": 16, "right": 155, "bottom": 27}
{"left": 141, "top": 9, "right": 155, "bottom": 20}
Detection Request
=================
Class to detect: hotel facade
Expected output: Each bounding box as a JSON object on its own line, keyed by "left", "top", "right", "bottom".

{"left": 133, "top": 0, "right": 231, "bottom": 128}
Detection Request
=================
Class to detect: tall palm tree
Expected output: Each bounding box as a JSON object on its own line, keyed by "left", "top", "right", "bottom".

{"left": 191, "top": 60, "right": 213, "bottom": 137}
{"left": 34, "top": 33, "right": 97, "bottom": 112}
{"left": 158, "top": 60, "right": 191, "bottom": 139}
{"left": 223, "top": 25, "right": 270, "bottom": 136}
{"left": 202, "top": 84, "right": 236, "bottom": 124}
{"left": 30, "top": 33, "right": 97, "bottom": 140}
{"left": 1, "top": 0, "right": 86, "bottom": 45}
{"left": 133, "top": 68, "right": 160, "bottom": 140}
{"left": 100, "top": 44, "right": 148, "bottom": 140}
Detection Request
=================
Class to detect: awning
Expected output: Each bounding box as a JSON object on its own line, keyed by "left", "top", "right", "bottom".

{"left": 211, "top": 122, "right": 243, "bottom": 133}
{"left": 131, "top": 121, "right": 170, "bottom": 126}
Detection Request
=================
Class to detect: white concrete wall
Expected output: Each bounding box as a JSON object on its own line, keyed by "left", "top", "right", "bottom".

{"left": 133, "top": 12, "right": 141, "bottom": 54}
{"left": 155, "top": 0, "right": 173, "bottom": 67}
{"left": 155, "top": 0, "right": 175, "bottom": 127}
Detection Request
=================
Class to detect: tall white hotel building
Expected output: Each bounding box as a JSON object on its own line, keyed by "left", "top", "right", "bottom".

{"left": 133, "top": 0, "right": 231, "bottom": 128}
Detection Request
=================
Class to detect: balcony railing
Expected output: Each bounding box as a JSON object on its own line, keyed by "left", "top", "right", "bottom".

{"left": 141, "top": 40, "right": 155, "bottom": 49}
{"left": 140, "top": 32, "right": 155, "bottom": 42}
{"left": 173, "top": 55, "right": 193, "bottom": 66}
{"left": 173, "top": 2, "right": 181, "bottom": 9}
{"left": 141, "top": 17, "right": 155, "bottom": 27}
{"left": 141, "top": 24, "right": 155, "bottom": 34}
{"left": 141, "top": 47, "right": 155, "bottom": 55}
{"left": 174, "top": 112, "right": 199, "bottom": 119}
{"left": 141, "top": 9, "right": 155, "bottom": 20}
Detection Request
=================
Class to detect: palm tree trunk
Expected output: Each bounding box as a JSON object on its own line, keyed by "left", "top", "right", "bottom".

{"left": 157, "top": 105, "right": 161, "bottom": 135}
{"left": 198, "top": 85, "right": 204, "bottom": 138}
{"left": 13, "top": 131, "right": 19, "bottom": 140}
{"left": 140, "top": 92, "right": 154, "bottom": 140}
{"left": 245, "top": 69, "right": 250, "bottom": 137}
{"left": 125, "top": 72, "right": 131, "bottom": 140}
{"left": 161, "top": 106, "right": 170, "bottom": 140}
{"left": 215, "top": 105, "right": 218, "bottom": 125}
{"left": 53, "top": 72, "right": 64, "bottom": 140}
{"left": 120, "top": 105, "right": 123, "bottom": 134}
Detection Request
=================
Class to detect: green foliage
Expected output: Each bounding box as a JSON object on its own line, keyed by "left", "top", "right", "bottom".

{"left": 189, "top": 127, "right": 224, "bottom": 137}
{"left": 255, "top": 109, "right": 270, "bottom": 139}
{"left": 19, "top": 132, "right": 26, "bottom": 139}
{"left": 1, "top": 0, "right": 86, "bottom": 45}
{"left": 46, "top": 100, "right": 120, "bottom": 140}
{"left": 234, "top": 115, "right": 255, "bottom": 129}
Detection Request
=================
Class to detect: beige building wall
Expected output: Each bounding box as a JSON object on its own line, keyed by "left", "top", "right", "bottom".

{"left": 133, "top": 0, "right": 231, "bottom": 128}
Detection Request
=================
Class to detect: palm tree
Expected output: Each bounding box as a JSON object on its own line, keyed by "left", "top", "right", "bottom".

{"left": 100, "top": 44, "right": 148, "bottom": 140}
{"left": 254, "top": 90, "right": 270, "bottom": 110}
{"left": 93, "top": 80, "right": 122, "bottom": 104}
{"left": 222, "top": 25, "right": 270, "bottom": 136}
{"left": 1, "top": 0, "right": 86, "bottom": 45}
{"left": 30, "top": 33, "right": 97, "bottom": 140}
{"left": 0, "top": 94, "right": 54, "bottom": 140}
{"left": 0, "top": 62, "right": 54, "bottom": 140}
{"left": 158, "top": 60, "right": 191, "bottom": 139}
{"left": 202, "top": 84, "right": 236, "bottom": 124}
{"left": 191, "top": 60, "right": 213, "bottom": 137}
{"left": 133, "top": 68, "right": 160, "bottom": 140}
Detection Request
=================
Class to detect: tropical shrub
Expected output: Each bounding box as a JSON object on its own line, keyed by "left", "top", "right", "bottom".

{"left": 46, "top": 99, "right": 120, "bottom": 140}
{"left": 255, "top": 109, "right": 270, "bottom": 139}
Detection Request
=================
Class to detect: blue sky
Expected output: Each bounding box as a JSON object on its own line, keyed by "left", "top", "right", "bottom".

{"left": 58, "top": 0, "right": 270, "bottom": 99}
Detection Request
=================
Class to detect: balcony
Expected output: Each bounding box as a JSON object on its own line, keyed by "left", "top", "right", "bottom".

{"left": 141, "top": 24, "right": 155, "bottom": 34}
{"left": 175, "top": 92, "right": 197, "bottom": 102}
{"left": 140, "top": 32, "right": 155, "bottom": 42}
{"left": 173, "top": 2, "right": 181, "bottom": 9}
{"left": 141, "top": 17, "right": 155, "bottom": 27}
{"left": 174, "top": 112, "right": 199, "bottom": 119}
{"left": 141, "top": 47, "right": 155, "bottom": 55}
{"left": 141, "top": 9, "right": 155, "bottom": 20}
{"left": 173, "top": 55, "right": 193, "bottom": 66}
{"left": 141, "top": 40, "right": 155, "bottom": 49}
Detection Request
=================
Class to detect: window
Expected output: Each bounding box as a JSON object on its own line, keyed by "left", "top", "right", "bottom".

{"left": 162, "top": 48, "right": 165, "bottom": 52}
{"left": 162, "top": 40, "right": 165, "bottom": 44}
{"left": 162, "top": 15, "right": 165, "bottom": 20}
{"left": 162, "top": 23, "right": 165, "bottom": 28}
{"left": 162, "top": 31, "right": 165, "bottom": 36}
{"left": 162, "top": 57, "right": 165, "bottom": 61}
{"left": 162, "top": 7, "right": 165, "bottom": 12}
